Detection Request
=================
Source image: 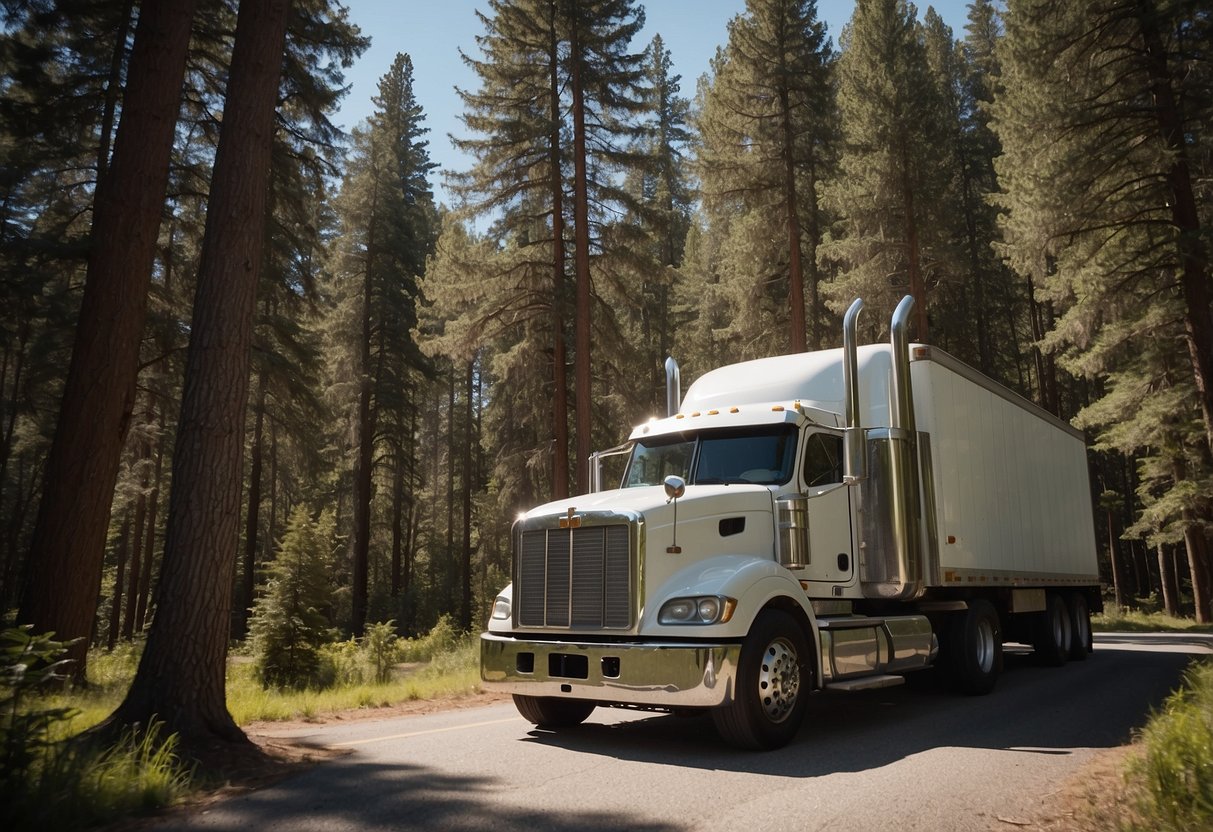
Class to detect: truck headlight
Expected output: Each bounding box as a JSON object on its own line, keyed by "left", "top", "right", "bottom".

{"left": 491, "top": 595, "right": 511, "bottom": 620}
{"left": 658, "top": 595, "right": 736, "bottom": 625}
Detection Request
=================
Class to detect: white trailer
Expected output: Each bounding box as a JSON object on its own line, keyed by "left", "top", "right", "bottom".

{"left": 481, "top": 296, "right": 1101, "bottom": 749}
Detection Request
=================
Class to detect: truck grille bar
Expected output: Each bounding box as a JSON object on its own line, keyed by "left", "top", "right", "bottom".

{"left": 517, "top": 525, "right": 632, "bottom": 629}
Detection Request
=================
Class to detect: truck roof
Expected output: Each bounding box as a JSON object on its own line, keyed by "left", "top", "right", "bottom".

{"left": 678, "top": 344, "right": 896, "bottom": 429}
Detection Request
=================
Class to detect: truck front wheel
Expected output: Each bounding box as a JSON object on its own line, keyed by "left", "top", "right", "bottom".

{"left": 512, "top": 694, "right": 596, "bottom": 727}
{"left": 712, "top": 609, "right": 810, "bottom": 750}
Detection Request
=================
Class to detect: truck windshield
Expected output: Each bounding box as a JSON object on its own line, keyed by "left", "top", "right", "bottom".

{"left": 623, "top": 425, "right": 797, "bottom": 487}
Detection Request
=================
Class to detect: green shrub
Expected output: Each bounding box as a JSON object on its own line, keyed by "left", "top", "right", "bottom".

{"left": 319, "top": 638, "right": 364, "bottom": 687}
{"left": 249, "top": 508, "right": 338, "bottom": 689}
{"left": 399, "top": 614, "right": 459, "bottom": 662}
{"left": 1, "top": 626, "right": 78, "bottom": 788}
{"left": 1129, "top": 661, "right": 1213, "bottom": 831}
{"left": 362, "top": 620, "right": 402, "bottom": 683}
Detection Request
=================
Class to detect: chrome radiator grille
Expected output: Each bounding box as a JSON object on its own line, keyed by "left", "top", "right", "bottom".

{"left": 516, "top": 524, "right": 632, "bottom": 629}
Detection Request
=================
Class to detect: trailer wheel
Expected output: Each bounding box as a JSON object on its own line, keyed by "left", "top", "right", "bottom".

{"left": 1033, "top": 592, "right": 1072, "bottom": 667}
{"left": 945, "top": 599, "right": 1003, "bottom": 695}
{"left": 1067, "top": 592, "right": 1092, "bottom": 661}
{"left": 712, "top": 609, "right": 810, "bottom": 750}
{"left": 512, "top": 694, "right": 596, "bottom": 727}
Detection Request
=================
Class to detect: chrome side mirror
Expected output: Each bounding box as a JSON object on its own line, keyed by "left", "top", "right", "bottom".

{"left": 663, "top": 475, "right": 685, "bottom": 554}
{"left": 663, "top": 475, "right": 686, "bottom": 501}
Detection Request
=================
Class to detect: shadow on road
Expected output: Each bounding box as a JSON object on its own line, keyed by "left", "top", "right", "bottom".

{"left": 162, "top": 759, "right": 682, "bottom": 831}
{"left": 515, "top": 640, "right": 1202, "bottom": 778}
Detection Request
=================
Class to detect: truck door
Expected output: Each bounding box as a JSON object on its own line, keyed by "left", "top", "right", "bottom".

{"left": 800, "top": 431, "right": 854, "bottom": 584}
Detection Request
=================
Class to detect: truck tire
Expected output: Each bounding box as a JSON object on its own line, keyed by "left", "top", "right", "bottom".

{"left": 711, "top": 609, "right": 810, "bottom": 750}
{"left": 512, "top": 694, "right": 596, "bottom": 727}
{"left": 944, "top": 599, "right": 1003, "bottom": 695}
{"left": 1067, "top": 592, "right": 1092, "bottom": 661}
{"left": 1033, "top": 592, "right": 1072, "bottom": 667}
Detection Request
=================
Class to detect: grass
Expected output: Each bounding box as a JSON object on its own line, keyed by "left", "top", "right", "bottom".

{"left": 227, "top": 636, "right": 481, "bottom": 724}
{"left": 1093, "top": 604, "right": 1213, "bottom": 634}
{"left": 1123, "top": 660, "right": 1213, "bottom": 831}
{"left": 6, "top": 625, "right": 483, "bottom": 831}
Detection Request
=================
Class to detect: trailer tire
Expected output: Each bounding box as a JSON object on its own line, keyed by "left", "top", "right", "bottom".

{"left": 1067, "top": 592, "right": 1092, "bottom": 660}
{"left": 512, "top": 695, "right": 596, "bottom": 727}
{"left": 711, "top": 609, "right": 810, "bottom": 750}
{"left": 945, "top": 600, "right": 1003, "bottom": 696}
{"left": 1033, "top": 592, "right": 1072, "bottom": 667}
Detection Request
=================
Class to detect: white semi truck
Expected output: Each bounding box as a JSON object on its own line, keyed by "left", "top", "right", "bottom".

{"left": 480, "top": 296, "right": 1101, "bottom": 749}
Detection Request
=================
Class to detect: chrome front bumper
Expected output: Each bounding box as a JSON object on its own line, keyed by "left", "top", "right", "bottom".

{"left": 480, "top": 633, "right": 742, "bottom": 708}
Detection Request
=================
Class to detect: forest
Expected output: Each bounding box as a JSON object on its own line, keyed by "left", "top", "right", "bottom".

{"left": 1, "top": 0, "right": 1211, "bottom": 752}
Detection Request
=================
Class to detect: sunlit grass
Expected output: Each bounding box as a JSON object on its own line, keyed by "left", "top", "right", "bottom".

{"left": 226, "top": 634, "right": 480, "bottom": 723}
{"left": 1093, "top": 604, "right": 1213, "bottom": 634}
{"left": 1124, "top": 660, "right": 1213, "bottom": 831}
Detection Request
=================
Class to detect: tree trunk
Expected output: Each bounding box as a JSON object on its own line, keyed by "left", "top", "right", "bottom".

{"left": 351, "top": 145, "right": 381, "bottom": 638}
{"left": 446, "top": 369, "right": 456, "bottom": 613}
{"left": 235, "top": 371, "right": 267, "bottom": 640}
{"left": 1106, "top": 506, "right": 1126, "bottom": 609}
{"left": 134, "top": 407, "right": 165, "bottom": 634}
{"left": 1157, "top": 542, "right": 1179, "bottom": 618}
{"left": 547, "top": 6, "right": 570, "bottom": 500}
{"left": 569, "top": 18, "right": 593, "bottom": 496}
{"left": 96, "top": 0, "right": 136, "bottom": 185}
{"left": 106, "top": 510, "right": 131, "bottom": 652}
{"left": 461, "top": 360, "right": 474, "bottom": 631}
{"left": 122, "top": 455, "right": 148, "bottom": 640}
{"left": 19, "top": 0, "right": 198, "bottom": 683}
{"left": 779, "top": 82, "right": 806, "bottom": 354}
{"left": 1183, "top": 526, "right": 1212, "bottom": 624}
{"left": 900, "top": 145, "right": 928, "bottom": 342}
{"left": 105, "top": 0, "right": 292, "bottom": 755}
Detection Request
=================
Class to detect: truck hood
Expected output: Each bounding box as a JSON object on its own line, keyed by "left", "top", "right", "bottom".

{"left": 522, "top": 484, "right": 775, "bottom": 526}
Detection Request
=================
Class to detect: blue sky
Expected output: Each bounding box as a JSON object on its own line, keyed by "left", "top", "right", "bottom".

{"left": 335, "top": 1, "right": 975, "bottom": 205}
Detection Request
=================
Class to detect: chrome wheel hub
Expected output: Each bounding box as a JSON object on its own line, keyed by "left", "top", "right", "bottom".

{"left": 757, "top": 637, "right": 800, "bottom": 723}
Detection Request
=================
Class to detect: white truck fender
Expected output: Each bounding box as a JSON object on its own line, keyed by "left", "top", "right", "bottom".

{"left": 640, "top": 554, "right": 822, "bottom": 686}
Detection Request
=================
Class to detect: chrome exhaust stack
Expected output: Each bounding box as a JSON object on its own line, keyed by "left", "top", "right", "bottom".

{"left": 842, "top": 298, "right": 865, "bottom": 484}
{"left": 858, "top": 295, "right": 925, "bottom": 601}
{"left": 890, "top": 295, "right": 916, "bottom": 436}
{"left": 664, "top": 356, "right": 681, "bottom": 418}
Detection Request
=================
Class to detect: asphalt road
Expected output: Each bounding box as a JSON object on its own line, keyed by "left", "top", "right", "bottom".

{"left": 159, "top": 633, "right": 1210, "bottom": 832}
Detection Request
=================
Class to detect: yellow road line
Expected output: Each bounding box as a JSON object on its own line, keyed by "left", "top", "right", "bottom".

{"left": 332, "top": 716, "right": 521, "bottom": 747}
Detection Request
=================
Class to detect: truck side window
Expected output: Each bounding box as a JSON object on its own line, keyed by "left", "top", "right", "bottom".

{"left": 803, "top": 432, "right": 843, "bottom": 487}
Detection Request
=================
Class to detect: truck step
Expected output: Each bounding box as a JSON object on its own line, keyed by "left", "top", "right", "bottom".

{"left": 817, "top": 616, "right": 886, "bottom": 630}
{"left": 825, "top": 674, "right": 906, "bottom": 692}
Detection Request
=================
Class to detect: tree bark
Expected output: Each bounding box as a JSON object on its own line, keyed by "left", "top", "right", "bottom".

{"left": 235, "top": 370, "right": 268, "bottom": 640}
{"left": 1157, "top": 542, "right": 1179, "bottom": 618}
{"left": 461, "top": 359, "right": 474, "bottom": 631}
{"left": 105, "top": 0, "right": 292, "bottom": 754}
{"left": 134, "top": 408, "right": 165, "bottom": 635}
{"left": 779, "top": 79, "right": 806, "bottom": 354}
{"left": 106, "top": 510, "right": 131, "bottom": 652}
{"left": 351, "top": 141, "right": 381, "bottom": 638}
{"left": 96, "top": 0, "right": 136, "bottom": 185}
{"left": 900, "top": 145, "right": 928, "bottom": 342}
{"left": 19, "top": 0, "right": 198, "bottom": 683}
{"left": 547, "top": 5, "right": 570, "bottom": 500}
{"left": 122, "top": 467, "right": 147, "bottom": 640}
{"left": 569, "top": 15, "right": 593, "bottom": 496}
